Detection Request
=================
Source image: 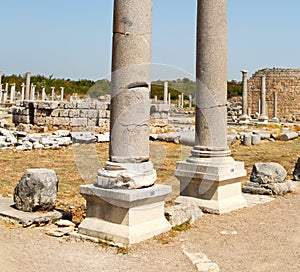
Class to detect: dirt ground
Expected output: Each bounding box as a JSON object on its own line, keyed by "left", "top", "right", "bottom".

{"left": 1, "top": 136, "right": 300, "bottom": 271}
{"left": 0, "top": 192, "right": 299, "bottom": 272}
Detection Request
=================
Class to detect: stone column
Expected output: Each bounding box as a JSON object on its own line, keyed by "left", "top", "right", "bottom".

{"left": 60, "top": 87, "right": 64, "bottom": 101}
{"left": 178, "top": 95, "right": 181, "bottom": 107}
{"left": 0, "top": 84, "right": 2, "bottom": 103}
{"left": 154, "top": 95, "right": 157, "bottom": 103}
{"left": 271, "top": 91, "right": 279, "bottom": 122}
{"left": 41, "top": 86, "right": 46, "bottom": 100}
{"left": 78, "top": 0, "right": 171, "bottom": 245}
{"left": 164, "top": 81, "right": 168, "bottom": 104}
{"left": 25, "top": 72, "right": 31, "bottom": 100}
{"left": 258, "top": 75, "right": 268, "bottom": 122}
{"left": 51, "top": 87, "right": 55, "bottom": 101}
{"left": 189, "top": 95, "right": 192, "bottom": 108}
{"left": 175, "top": 0, "right": 246, "bottom": 214}
{"left": 9, "top": 84, "right": 16, "bottom": 103}
{"left": 21, "top": 83, "right": 25, "bottom": 101}
{"left": 168, "top": 92, "right": 171, "bottom": 104}
{"left": 30, "top": 84, "right": 36, "bottom": 100}
{"left": 240, "top": 70, "right": 250, "bottom": 123}
{"left": 181, "top": 92, "right": 184, "bottom": 108}
{"left": 3, "top": 83, "right": 8, "bottom": 103}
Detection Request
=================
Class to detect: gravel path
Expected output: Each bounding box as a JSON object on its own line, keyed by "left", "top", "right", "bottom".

{"left": 1, "top": 193, "right": 300, "bottom": 272}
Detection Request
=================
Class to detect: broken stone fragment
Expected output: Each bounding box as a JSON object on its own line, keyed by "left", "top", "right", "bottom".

{"left": 293, "top": 157, "right": 300, "bottom": 181}
{"left": 14, "top": 169, "right": 58, "bottom": 212}
{"left": 250, "top": 162, "right": 287, "bottom": 184}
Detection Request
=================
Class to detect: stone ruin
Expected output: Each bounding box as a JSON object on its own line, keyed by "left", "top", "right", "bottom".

{"left": 247, "top": 68, "right": 300, "bottom": 121}
{"left": 12, "top": 99, "right": 110, "bottom": 133}
{"left": 1, "top": 0, "right": 300, "bottom": 249}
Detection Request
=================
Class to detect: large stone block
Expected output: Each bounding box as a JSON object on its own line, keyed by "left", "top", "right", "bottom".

{"left": 69, "top": 109, "right": 80, "bottom": 118}
{"left": 14, "top": 169, "right": 58, "bottom": 212}
{"left": 78, "top": 184, "right": 171, "bottom": 245}
{"left": 70, "top": 118, "right": 87, "bottom": 127}
{"left": 37, "top": 101, "right": 59, "bottom": 110}
{"left": 175, "top": 157, "right": 247, "bottom": 214}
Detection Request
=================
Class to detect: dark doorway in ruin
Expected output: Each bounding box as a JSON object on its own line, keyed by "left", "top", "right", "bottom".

{"left": 29, "top": 102, "right": 35, "bottom": 125}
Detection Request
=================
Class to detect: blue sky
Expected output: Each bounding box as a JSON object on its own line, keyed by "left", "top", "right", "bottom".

{"left": 1, "top": 0, "right": 300, "bottom": 81}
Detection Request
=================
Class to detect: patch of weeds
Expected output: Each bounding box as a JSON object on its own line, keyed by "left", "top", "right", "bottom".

{"left": 172, "top": 219, "right": 191, "bottom": 232}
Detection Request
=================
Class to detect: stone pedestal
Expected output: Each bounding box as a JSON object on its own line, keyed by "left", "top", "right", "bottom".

{"left": 175, "top": 157, "right": 246, "bottom": 214}
{"left": 78, "top": 184, "right": 171, "bottom": 244}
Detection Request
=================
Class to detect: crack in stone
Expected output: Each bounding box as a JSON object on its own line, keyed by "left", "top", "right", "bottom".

{"left": 114, "top": 31, "right": 152, "bottom": 36}
{"left": 199, "top": 104, "right": 227, "bottom": 110}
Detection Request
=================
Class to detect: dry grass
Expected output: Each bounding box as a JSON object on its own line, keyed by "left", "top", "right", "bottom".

{"left": 0, "top": 138, "right": 299, "bottom": 223}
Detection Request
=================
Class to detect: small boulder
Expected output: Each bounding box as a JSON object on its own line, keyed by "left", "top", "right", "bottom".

{"left": 14, "top": 169, "right": 58, "bottom": 212}
{"left": 250, "top": 162, "right": 287, "bottom": 184}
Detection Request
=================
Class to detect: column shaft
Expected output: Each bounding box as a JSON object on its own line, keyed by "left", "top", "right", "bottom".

{"left": 25, "top": 72, "right": 31, "bottom": 100}
{"left": 109, "top": 0, "right": 152, "bottom": 163}
{"left": 242, "top": 70, "right": 248, "bottom": 115}
{"left": 194, "top": 0, "right": 229, "bottom": 157}
{"left": 261, "top": 76, "right": 266, "bottom": 116}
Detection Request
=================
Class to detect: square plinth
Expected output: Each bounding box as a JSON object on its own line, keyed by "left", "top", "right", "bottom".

{"left": 175, "top": 157, "right": 247, "bottom": 214}
{"left": 78, "top": 184, "right": 171, "bottom": 245}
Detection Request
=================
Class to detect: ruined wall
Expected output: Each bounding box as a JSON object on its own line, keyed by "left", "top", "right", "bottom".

{"left": 12, "top": 100, "right": 170, "bottom": 132}
{"left": 12, "top": 100, "right": 110, "bottom": 132}
{"left": 248, "top": 68, "right": 300, "bottom": 120}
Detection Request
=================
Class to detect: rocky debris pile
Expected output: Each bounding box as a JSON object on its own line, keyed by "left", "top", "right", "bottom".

{"left": 227, "top": 101, "right": 242, "bottom": 123}
{"left": 293, "top": 157, "right": 300, "bottom": 181}
{"left": 242, "top": 162, "right": 294, "bottom": 195}
{"left": 14, "top": 169, "right": 59, "bottom": 212}
{"left": 0, "top": 128, "right": 110, "bottom": 150}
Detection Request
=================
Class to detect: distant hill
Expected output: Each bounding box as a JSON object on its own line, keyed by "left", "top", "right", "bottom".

{"left": 1, "top": 74, "right": 242, "bottom": 99}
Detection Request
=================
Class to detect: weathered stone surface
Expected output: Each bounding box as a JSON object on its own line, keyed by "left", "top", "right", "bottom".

{"left": 250, "top": 162, "right": 287, "bottom": 184}
{"left": 280, "top": 131, "right": 298, "bottom": 141}
{"left": 0, "top": 197, "right": 62, "bottom": 227}
{"left": 70, "top": 118, "right": 87, "bottom": 127}
{"left": 53, "top": 130, "right": 70, "bottom": 137}
{"left": 251, "top": 134, "right": 260, "bottom": 145}
{"left": 95, "top": 132, "right": 110, "bottom": 143}
{"left": 293, "top": 157, "right": 300, "bottom": 181}
{"left": 165, "top": 203, "right": 203, "bottom": 227}
{"left": 71, "top": 132, "right": 95, "bottom": 144}
{"left": 242, "top": 133, "right": 251, "bottom": 146}
{"left": 14, "top": 169, "right": 58, "bottom": 212}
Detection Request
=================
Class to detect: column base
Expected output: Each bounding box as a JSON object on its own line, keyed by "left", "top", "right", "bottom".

{"left": 78, "top": 184, "right": 171, "bottom": 245}
{"left": 174, "top": 156, "right": 247, "bottom": 214}
{"left": 239, "top": 115, "right": 250, "bottom": 124}
{"left": 97, "top": 161, "right": 157, "bottom": 189}
{"left": 257, "top": 116, "right": 268, "bottom": 123}
{"left": 270, "top": 117, "right": 279, "bottom": 123}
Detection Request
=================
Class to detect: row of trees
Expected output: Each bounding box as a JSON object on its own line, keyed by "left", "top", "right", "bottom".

{"left": 1, "top": 74, "right": 242, "bottom": 100}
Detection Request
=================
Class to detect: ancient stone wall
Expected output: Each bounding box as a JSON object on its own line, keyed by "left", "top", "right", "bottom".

{"left": 11, "top": 100, "right": 170, "bottom": 132}
{"left": 248, "top": 68, "right": 300, "bottom": 120}
{"left": 12, "top": 100, "right": 110, "bottom": 132}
